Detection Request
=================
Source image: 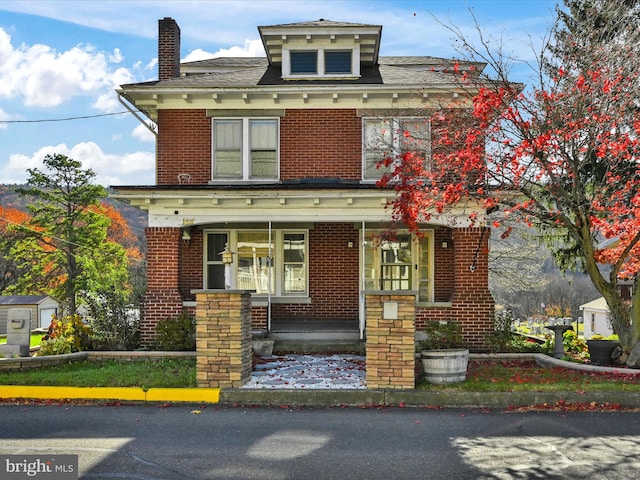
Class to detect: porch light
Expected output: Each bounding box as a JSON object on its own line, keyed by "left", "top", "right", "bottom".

{"left": 220, "top": 243, "right": 234, "bottom": 265}
{"left": 219, "top": 243, "right": 234, "bottom": 290}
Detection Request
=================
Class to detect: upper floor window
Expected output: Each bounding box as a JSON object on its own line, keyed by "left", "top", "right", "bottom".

{"left": 283, "top": 48, "right": 358, "bottom": 78}
{"left": 212, "top": 118, "right": 278, "bottom": 181}
{"left": 362, "top": 117, "right": 430, "bottom": 181}
{"left": 325, "top": 51, "right": 352, "bottom": 74}
{"left": 290, "top": 51, "right": 318, "bottom": 75}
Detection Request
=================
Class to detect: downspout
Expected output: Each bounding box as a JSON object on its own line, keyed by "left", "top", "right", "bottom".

{"left": 360, "top": 221, "right": 366, "bottom": 340}
{"left": 117, "top": 92, "right": 158, "bottom": 137}
{"left": 268, "top": 221, "right": 272, "bottom": 331}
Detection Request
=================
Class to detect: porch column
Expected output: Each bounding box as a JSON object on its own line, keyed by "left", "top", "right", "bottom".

{"left": 142, "top": 227, "right": 183, "bottom": 347}
{"left": 365, "top": 292, "right": 416, "bottom": 390}
{"left": 451, "top": 227, "right": 495, "bottom": 350}
{"left": 195, "top": 290, "right": 252, "bottom": 388}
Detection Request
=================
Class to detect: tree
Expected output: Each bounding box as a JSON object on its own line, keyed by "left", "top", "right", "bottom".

{"left": 380, "top": 0, "right": 640, "bottom": 366}
{"left": 0, "top": 206, "right": 31, "bottom": 291}
{"left": 5, "top": 154, "right": 131, "bottom": 316}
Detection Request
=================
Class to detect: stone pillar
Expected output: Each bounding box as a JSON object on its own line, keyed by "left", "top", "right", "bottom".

{"left": 195, "top": 290, "right": 252, "bottom": 388}
{"left": 365, "top": 292, "right": 416, "bottom": 390}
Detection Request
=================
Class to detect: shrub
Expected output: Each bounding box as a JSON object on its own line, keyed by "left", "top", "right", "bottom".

{"left": 155, "top": 313, "right": 196, "bottom": 351}
{"left": 39, "top": 314, "right": 91, "bottom": 356}
{"left": 418, "top": 320, "right": 465, "bottom": 350}
{"left": 84, "top": 290, "right": 141, "bottom": 351}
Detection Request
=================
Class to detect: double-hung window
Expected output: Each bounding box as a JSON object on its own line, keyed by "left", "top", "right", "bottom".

{"left": 362, "top": 117, "right": 430, "bottom": 181}
{"left": 212, "top": 118, "right": 278, "bottom": 181}
{"left": 205, "top": 230, "right": 308, "bottom": 296}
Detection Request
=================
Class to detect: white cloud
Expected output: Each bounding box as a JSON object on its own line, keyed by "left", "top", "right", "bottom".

{"left": 3, "top": 142, "right": 155, "bottom": 186}
{"left": 0, "top": 27, "right": 138, "bottom": 111}
{"left": 183, "top": 39, "right": 265, "bottom": 62}
{"left": 131, "top": 123, "right": 156, "bottom": 143}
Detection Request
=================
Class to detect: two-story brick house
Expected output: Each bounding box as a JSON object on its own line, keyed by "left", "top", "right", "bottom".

{"left": 114, "top": 17, "right": 494, "bottom": 349}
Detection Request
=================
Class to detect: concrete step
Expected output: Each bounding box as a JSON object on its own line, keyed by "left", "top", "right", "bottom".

{"left": 273, "top": 339, "right": 365, "bottom": 354}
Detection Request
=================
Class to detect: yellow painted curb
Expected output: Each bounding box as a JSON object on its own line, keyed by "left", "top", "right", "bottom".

{"left": 0, "top": 386, "right": 220, "bottom": 403}
{"left": 146, "top": 388, "right": 220, "bottom": 403}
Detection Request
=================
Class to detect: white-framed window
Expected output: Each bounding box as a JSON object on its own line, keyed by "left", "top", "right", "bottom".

{"left": 362, "top": 230, "right": 434, "bottom": 303}
{"left": 283, "top": 48, "right": 359, "bottom": 78}
{"left": 212, "top": 118, "right": 279, "bottom": 181}
{"left": 362, "top": 117, "right": 430, "bottom": 181}
{"left": 204, "top": 230, "right": 308, "bottom": 296}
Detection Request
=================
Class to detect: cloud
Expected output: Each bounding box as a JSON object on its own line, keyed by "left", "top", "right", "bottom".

{"left": 3, "top": 142, "right": 155, "bottom": 186}
{"left": 131, "top": 123, "right": 156, "bottom": 143}
{"left": 0, "top": 27, "right": 138, "bottom": 111}
{"left": 183, "top": 39, "right": 265, "bottom": 62}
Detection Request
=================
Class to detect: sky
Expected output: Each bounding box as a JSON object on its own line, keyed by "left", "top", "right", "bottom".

{"left": 0, "top": 0, "right": 558, "bottom": 186}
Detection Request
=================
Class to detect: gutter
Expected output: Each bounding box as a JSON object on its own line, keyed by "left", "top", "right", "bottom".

{"left": 117, "top": 92, "right": 157, "bottom": 137}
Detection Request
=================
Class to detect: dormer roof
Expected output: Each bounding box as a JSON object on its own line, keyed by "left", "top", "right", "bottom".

{"left": 258, "top": 19, "right": 382, "bottom": 67}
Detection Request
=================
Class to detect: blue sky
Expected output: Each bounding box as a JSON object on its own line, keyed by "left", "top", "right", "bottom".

{"left": 0, "top": 0, "right": 558, "bottom": 186}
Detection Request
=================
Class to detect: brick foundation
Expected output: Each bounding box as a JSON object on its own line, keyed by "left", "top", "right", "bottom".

{"left": 195, "top": 290, "right": 252, "bottom": 388}
{"left": 365, "top": 292, "right": 416, "bottom": 390}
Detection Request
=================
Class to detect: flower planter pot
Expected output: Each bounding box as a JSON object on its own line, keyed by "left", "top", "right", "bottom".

{"left": 420, "top": 348, "right": 469, "bottom": 385}
{"left": 252, "top": 338, "right": 275, "bottom": 357}
{"left": 587, "top": 339, "right": 619, "bottom": 366}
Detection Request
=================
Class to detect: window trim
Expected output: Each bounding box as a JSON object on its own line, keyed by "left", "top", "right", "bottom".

{"left": 282, "top": 47, "right": 360, "bottom": 79}
{"left": 211, "top": 117, "right": 280, "bottom": 183}
{"left": 204, "top": 229, "right": 309, "bottom": 297}
{"left": 362, "top": 230, "right": 434, "bottom": 303}
{"left": 361, "top": 116, "right": 431, "bottom": 182}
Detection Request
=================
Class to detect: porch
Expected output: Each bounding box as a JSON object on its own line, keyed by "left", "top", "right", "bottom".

{"left": 268, "top": 318, "right": 363, "bottom": 353}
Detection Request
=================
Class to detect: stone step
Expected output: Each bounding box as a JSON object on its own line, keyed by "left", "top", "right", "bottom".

{"left": 273, "top": 339, "right": 365, "bottom": 354}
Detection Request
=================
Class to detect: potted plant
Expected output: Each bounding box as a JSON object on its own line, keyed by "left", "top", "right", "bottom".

{"left": 418, "top": 320, "right": 469, "bottom": 385}
{"left": 586, "top": 334, "right": 620, "bottom": 366}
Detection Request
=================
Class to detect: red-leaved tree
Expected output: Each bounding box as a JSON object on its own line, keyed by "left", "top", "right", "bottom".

{"left": 380, "top": 0, "right": 640, "bottom": 366}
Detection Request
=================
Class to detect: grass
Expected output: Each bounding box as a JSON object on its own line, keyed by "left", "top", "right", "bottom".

{"left": 417, "top": 359, "right": 640, "bottom": 392}
{"left": 1, "top": 356, "right": 638, "bottom": 392}
{"left": 0, "top": 358, "right": 197, "bottom": 388}
{"left": 0, "top": 334, "right": 46, "bottom": 348}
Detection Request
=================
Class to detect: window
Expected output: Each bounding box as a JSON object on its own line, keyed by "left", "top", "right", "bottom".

{"left": 283, "top": 233, "right": 306, "bottom": 293}
{"left": 363, "top": 231, "right": 433, "bottom": 302}
{"left": 205, "top": 230, "right": 308, "bottom": 296}
{"left": 325, "top": 51, "right": 352, "bottom": 74}
{"left": 205, "top": 232, "right": 229, "bottom": 289}
{"left": 212, "top": 118, "right": 278, "bottom": 181}
{"left": 283, "top": 48, "right": 358, "bottom": 78}
{"left": 290, "top": 51, "right": 318, "bottom": 75}
{"left": 362, "top": 117, "right": 430, "bottom": 181}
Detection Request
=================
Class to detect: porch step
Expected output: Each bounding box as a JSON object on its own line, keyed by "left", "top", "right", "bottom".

{"left": 273, "top": 339, "right": 365, "bottom": 354}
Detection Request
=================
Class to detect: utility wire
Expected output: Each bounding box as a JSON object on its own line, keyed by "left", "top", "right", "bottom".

{"left": 0, "top": 111, "right": 139, "bottom": 124}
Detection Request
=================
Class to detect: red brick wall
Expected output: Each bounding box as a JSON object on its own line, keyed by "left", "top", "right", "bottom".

{"left": 433, "top": 226, "right": 454, "bottom": 302}
{"left": 280, "top": 109, "right": 362, "bottom": 180}
{"left": 156, "top": 110, "right": 211, "bottom": 185}
{"left": 271, "top": 223, "right": 360, "bottom": 320}
{"left": 179, "top": 229, "right": 203, "bottom": 300}
{"left": 142, "top": 227, "right": 184, "bottom": 346}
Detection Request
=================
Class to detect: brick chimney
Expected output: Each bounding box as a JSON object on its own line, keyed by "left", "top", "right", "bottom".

{"left": 158, "top": 17, "right": 181, "bottom": 80}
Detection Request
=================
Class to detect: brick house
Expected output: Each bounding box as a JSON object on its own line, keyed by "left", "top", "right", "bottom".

{"left": 114, "top": 17, "right": 494, "bottom": 350}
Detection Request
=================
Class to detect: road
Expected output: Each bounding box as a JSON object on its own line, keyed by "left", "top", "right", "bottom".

{"left": 1, "top": 403, "right": 640, "bottom": 479}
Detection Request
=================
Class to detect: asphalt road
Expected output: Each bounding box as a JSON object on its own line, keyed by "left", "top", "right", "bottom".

{"left": 1, "top": 403, "right": 640, "bottom": 479}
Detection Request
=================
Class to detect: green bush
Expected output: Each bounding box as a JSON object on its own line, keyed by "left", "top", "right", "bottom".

{"left": 418, "top": 320, "right": 466, "bottom": 350}
{"left": 155, "top": 313, "right": 196, "bottom": 351}
{"left": 39, "top": 314, "right": 92, "bottom": 356}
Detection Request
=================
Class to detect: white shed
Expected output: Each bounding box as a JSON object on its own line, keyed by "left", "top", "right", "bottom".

{"left": 580, "top": 297, "right": 613, "bottom": 339}
{"left": 0, "top": 295, "right": 59, "bottom": 334}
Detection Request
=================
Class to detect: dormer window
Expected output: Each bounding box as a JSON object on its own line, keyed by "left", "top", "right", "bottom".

{"left": 290, "top": 51, "right": 318, "bottom": 74}
{"left": 283, "top": 48, "right": 359, "bottom": 79}
{"left": 325, "top": 51, "right": 352, "bottom": 74}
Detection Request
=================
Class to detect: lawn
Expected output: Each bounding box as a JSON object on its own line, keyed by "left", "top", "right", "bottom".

{"left": 417, "top": 359, "right": 640, "bottom": 392}
{"left": 0, "top": 358, "right": 197, "bottom": 388}
{"left": 0, "top": 334, "right": 46, "bottom": 348}
{"left": 0, "top": 357, "right": 639, "bottom": 393}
